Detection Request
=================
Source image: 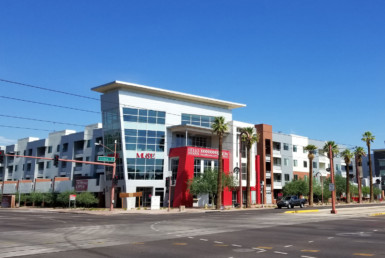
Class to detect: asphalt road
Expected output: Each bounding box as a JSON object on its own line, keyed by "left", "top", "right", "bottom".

{"left": 0, "top": 204, "right": 385, "bottom": 258}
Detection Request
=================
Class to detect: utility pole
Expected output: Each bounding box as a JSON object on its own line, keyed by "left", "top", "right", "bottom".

{"left": 329, "top": 145, "right": 337, "bottom": 214}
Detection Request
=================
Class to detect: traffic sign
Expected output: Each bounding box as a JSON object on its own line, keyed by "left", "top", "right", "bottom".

{"left": 97, "top": 156, "right": 115, "bottom": 162}
{"left": 329, "top": 183, "right": 335, "bottom": 191}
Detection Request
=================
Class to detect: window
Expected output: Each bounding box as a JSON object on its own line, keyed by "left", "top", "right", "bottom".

{"left": 61, "top": 162, "right": 66, "bottom": 168}
{"left": 284, "top": 174, "right": 290, "bottom": 182}
{"left": 27, "top": 163, "right": 31, "bottom": 171}
{"left": 28, "top": 149, "right": 33, "bottom": 155}
{"left": 194, "top": 159, "right": 201, "bottom": 177}
{"left": 57, "top": 145, "right": 60, "bottom": 152}
{"left": 241, "top": 163, "right": 247, "bottom": 179}
{"left": 284, "top": 158, "right": 289, "bottom": 166}
{"left": 313, "top": 162, "right": 318, "bottom": 168}
{"left": 15, "top": 165, "right": 18, "bottom": 171}
{"left": 46, "top": 162, "right": 51, "bottom": 169}
{"left": 294, "top": 175, "right": 298, "bottom": 180}
{"left": 303, "top": 161, "right": 307, "bottom": 168}
{"left": 283, "top": 143, "right": 289, "bottom": 151}
{"left": 170, "top": 159, "right": 179, "bottom": 182}
{"left": 336, "top": 164, "right": 340, "bottom": 172}
{"left": 273, "top": 157, "right": 281, "bottom": 166}
{"left": 273, "top": 142, "right": 281, "bottom": 151}
{"left": 48, "top": 146, "right": 52, "bottom": 153}
{"left": 62, "top": 143, "right": 68, "bottom": 152}
{"left": 123, "top": 108, "right": 165, "bottom": 125}
{"left": 293, "top": 160, "right": 298, "bottom": 167}
{"left": 304, "top": 175, "right": 308, "bottom": 181}
{"left": 203, "top": 160, "right": 212, "bottom": 171}
{"left": 293, "top": 145, "right": 297, "bottom": 152}
{"left": 126, "top": 158, "right": 164, "bottom": 180}
{"left": 125, "top": 129, "right": 165, "bottom": 152}
{"left": 181, "top": 114, "right": 215, "bottom": 128}
{"left": 87, "top": 140, "right": 91, "bottom": 148}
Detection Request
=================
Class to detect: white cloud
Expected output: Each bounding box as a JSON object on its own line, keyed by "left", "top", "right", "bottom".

{"left": 0, "top": 136, "right": 16, "bottom": 146}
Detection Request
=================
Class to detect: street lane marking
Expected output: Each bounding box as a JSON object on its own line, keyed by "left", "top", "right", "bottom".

{"left": 132, "top": 242, "right": 144, "bottom": 245}
{"left": 200, "top": 239, "right": 208, "bottom": 241}
{"left": 301, "top": 250, "right": 320, "bottom": 252}
{"left": 370, "top": 212, "right": 385, "bottom": 216}
{"left": 188, "top": 237, "right": 194, "bottom": 239}
{"left": 301, "top": 256, "right": 316, "bottom": 258}
{"left": 232, "top": 244, "right": 242, "bottom": 247}
{"left": 353, "top": 254, "right": 375, "bottom": 257}
{"left": 173, "top": 243, "right": 187, "bottom": 246}
{"left": 274, "top": 251, "right": 288, "bottom": 254}
{"left": 284, "top": 245, "right": 293, "bottom": 247}
{"left": 327, "top": 237, "right": 334, "bottom": 239}
{"left": 214, "top": 241, "right": 223, "bottom": 244}
{"left": 215, "top": 244, "right": 228, "bottom": 246}
{"left": 308, "top": 241, "right": 314, "bottom": 243}
{"left": 257, "top": 246, "right": 272, "bottom": 249}
{"left": 285, "top": 210, "right": 319, "bottom": 214}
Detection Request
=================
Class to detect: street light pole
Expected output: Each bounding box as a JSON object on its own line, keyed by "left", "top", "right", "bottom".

{"left": 96, "top": 140, "right": 117, "bottom": 211}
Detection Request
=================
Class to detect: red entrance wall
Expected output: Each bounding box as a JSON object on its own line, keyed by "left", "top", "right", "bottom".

{"left": 169, "top": 146, "right": 230, "bottom": 208}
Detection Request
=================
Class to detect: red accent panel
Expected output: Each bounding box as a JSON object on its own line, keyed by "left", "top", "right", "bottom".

{"left": 256, "top": 155, "right": 261, "bottom": 204}
{"left": 169, "top": 146, "right": 230, "bottom": 208}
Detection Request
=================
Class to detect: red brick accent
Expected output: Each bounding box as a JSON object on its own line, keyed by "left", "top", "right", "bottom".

{"left": 35, "top": 179, "right": 52, "bottom": 182}
{"left": 54, "top": 177, "right": 70, "bottom": 182}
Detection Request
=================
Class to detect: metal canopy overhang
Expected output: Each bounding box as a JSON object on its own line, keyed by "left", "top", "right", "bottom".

{"left": 92, "top": 80, "right": 246, "bottom": 110}
{"left": 168, "top": 124, "right": 229, "bottom": 136}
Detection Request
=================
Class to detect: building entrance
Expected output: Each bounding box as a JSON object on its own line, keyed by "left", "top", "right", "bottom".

{"left": 136, "top": 187, "right": 152, "bottom": 207}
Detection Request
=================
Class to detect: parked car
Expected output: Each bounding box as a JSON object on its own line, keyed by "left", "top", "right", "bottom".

{"left": 277, "top": 195, "right": 307, "bottom": 209}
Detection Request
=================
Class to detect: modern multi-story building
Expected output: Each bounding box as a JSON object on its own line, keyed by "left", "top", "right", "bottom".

{"left": 1, "top": 80, "right": 358, "bottom": 208}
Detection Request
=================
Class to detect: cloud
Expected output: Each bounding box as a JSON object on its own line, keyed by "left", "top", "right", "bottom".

{"left": 0, "top": 136, "right": 16, "bottom": 146}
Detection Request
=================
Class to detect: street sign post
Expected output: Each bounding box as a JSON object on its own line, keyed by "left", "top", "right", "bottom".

{"left": 97, "top": 156, "right": 115, "bottom": 162}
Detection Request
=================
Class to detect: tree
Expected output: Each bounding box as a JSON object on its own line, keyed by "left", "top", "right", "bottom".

{"left": 187, "top": 169, "right": 236, "bottom": 208}
{"left": 322, "top": 175, "right": 346, "bottom": 201}
{"left": 240, "top": 127, "right": 259, "bottom": 208}
{"left": 362, "top": 131, "right": 375, "bottom": 202}
{"left": 354, "top": 146, "right": 366, "bottom": 203}
{"left": 29, "top": 192, "right": 44, "bottom": 207}
{"left": 77, "top": 192, "right": 98, "bottom": 208}
{"left": 304, "top": 144, "right": 317, "bottom": 206}
{"left": 340, "top": 149, "right": 354, "bottom": 203}
{"left": 56, "top": 190, "right": 76, "bottom": 207}
{"left": 282, "top": 179, "right": 308, "bottom": 197}
{"left": 211, "top": 116, "right": 228, "bottom": 210}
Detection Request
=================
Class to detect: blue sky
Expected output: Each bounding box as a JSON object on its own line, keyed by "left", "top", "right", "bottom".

{"left": 1, "top": 0, "right": 384, "bottom": 150}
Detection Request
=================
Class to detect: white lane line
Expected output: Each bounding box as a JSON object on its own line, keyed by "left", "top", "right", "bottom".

{"left": 274, "top": 251, "right": 288, "bottom": 255}
{"left": 176, "top": 235, "right": 181, "bottom": 237}
{"left": 232, "top": 244, "right": 242, "bottom": 247}
{"left": 373, "top": 229, "right": 378, "bottom": 231}
{"left": 308, "top": 241, "right": 314, "bottom": 243}
{"left": 214, "top": 241, "right": 223, "bottom": 244}
{"left": 284, "top": 245, "right": 293, "bottom": 247}
{"left": 327, "top": 237, "right": 334, "bottom": 239}
{"left": 200, "top": 239, "right": 208, "bottom": 241}
{"left": 301, "top": 256, "right": 316, "bottom": 258}
{"left": 188, "top": 237, "right": 194, "bottom": 239}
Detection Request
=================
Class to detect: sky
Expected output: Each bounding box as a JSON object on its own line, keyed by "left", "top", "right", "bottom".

{"left": 0, "top": 0, "right": 384, "bottom": 150}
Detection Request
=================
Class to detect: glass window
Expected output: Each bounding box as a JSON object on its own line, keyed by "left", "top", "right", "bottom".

{"left": 293, "top": 145, "right": 297, "bottom": 152}
{"left": 125, "top": 129, "right": 137, "bottom": 136}
{"left": 204, "top": 160, "right": 212, "bottom": 171}
{"left": 273, "top": 158, "right": 281, "bottom": 166}
{"left": 284, "top": 174, "right": 290, "bottom": 181}
{"left": 293, "top": 160, "right": 298, "bottom": 167}
{"left": 194, "top": 159, "right": 201, "bottom": 177}
{"left": 123, "top": 108, "right": 138, "bottom": 115}
{"left": 46, "top": 162, "right": 50, "bottom": 169}
{"left": 313, "top": 162, "right": 318, "bottom": 168}
{"left": 283, "top": 143, "right": 289, "bottom": 151}
{"left": 124, "top": 115, "right": 138, "bottom": 122}
{"left": 48, "top": 146, "right": 52, "bottom": 153}
{"left": 294, "top": 175, "right": 298, "bottom": 180}
{"left": 303, "top": 161, "right": 307, "bottom": 168}
{"left": 284, "top": 158, "right": 289, "bottom": 166}
{"left": 125, "top": 136, "right": 137, "bottom": 143}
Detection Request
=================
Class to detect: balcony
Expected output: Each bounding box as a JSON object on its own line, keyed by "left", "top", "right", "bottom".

{"left": 74, "top": 149, "right": 84, "bottom": 156}
{"left": 273, "top": 149, "right": 281, "bottom": 157}
{"left": 274, "top": 181, "right": 282, "bottom": 189}
{"left": 273, "top": 165, "right": 282, "bottom": 172}
{"left": 266, "top": 171, "right": 271, "bottom": 179}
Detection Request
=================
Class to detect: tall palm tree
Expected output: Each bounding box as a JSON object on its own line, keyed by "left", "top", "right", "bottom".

{"left": 354, "top": 146, "right": 366, "bottom": 203}
{"left": 340, "top": 149, "right": 354, "bottom": 203}
{"left": 211, "top": 116, "right": 228, "bottom": 210}
{"left": 362, "top": 131, "right": 375, "bottom": 202}
{"left": 241, "top": 127, "right": 259, "bottom": 208}
{"left": 304, "top": 144, "right": 317, "bottom": 206}
{"left": 323, "top": 141, "right": 339, "bottom": 206}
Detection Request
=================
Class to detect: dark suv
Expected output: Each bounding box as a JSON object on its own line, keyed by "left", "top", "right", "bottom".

{"left": 277, "top": 195, "right": 307, "bottom": 209}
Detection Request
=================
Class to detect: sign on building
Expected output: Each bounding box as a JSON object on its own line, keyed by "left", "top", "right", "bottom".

{"left": 75, "top": 179, "right": 88, "bottom": 191}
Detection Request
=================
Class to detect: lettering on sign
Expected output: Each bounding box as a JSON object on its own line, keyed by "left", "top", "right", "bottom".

{"left": 187, "top": 147, "right": 229, "bottom": 159}
{"left": 75, "top": 179, "right": 88, "bottom": 192}
{"left": 136, "top": 153, "right": 155, "bottom": 159}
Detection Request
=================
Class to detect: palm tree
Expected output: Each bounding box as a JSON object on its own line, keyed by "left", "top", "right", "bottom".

{"left": 340, "top": 149, "right": 354, "bottom": 203}
{"left": 304, "top": 144, "right": 317, "bottom": 206}
{"left": 240, "top": 127, "right": 259, "bottom": 208}
{"left": 354, "top": 146, "right": 366, "bottom": 203}
{"left": 323, "top": 141, "right": 339, "bottom": 210}
{"left": 211, "top": 116, "right": 228, "bottom": 210}
{"left": 362, "top": 131, "right": 375, "bottom": 202}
